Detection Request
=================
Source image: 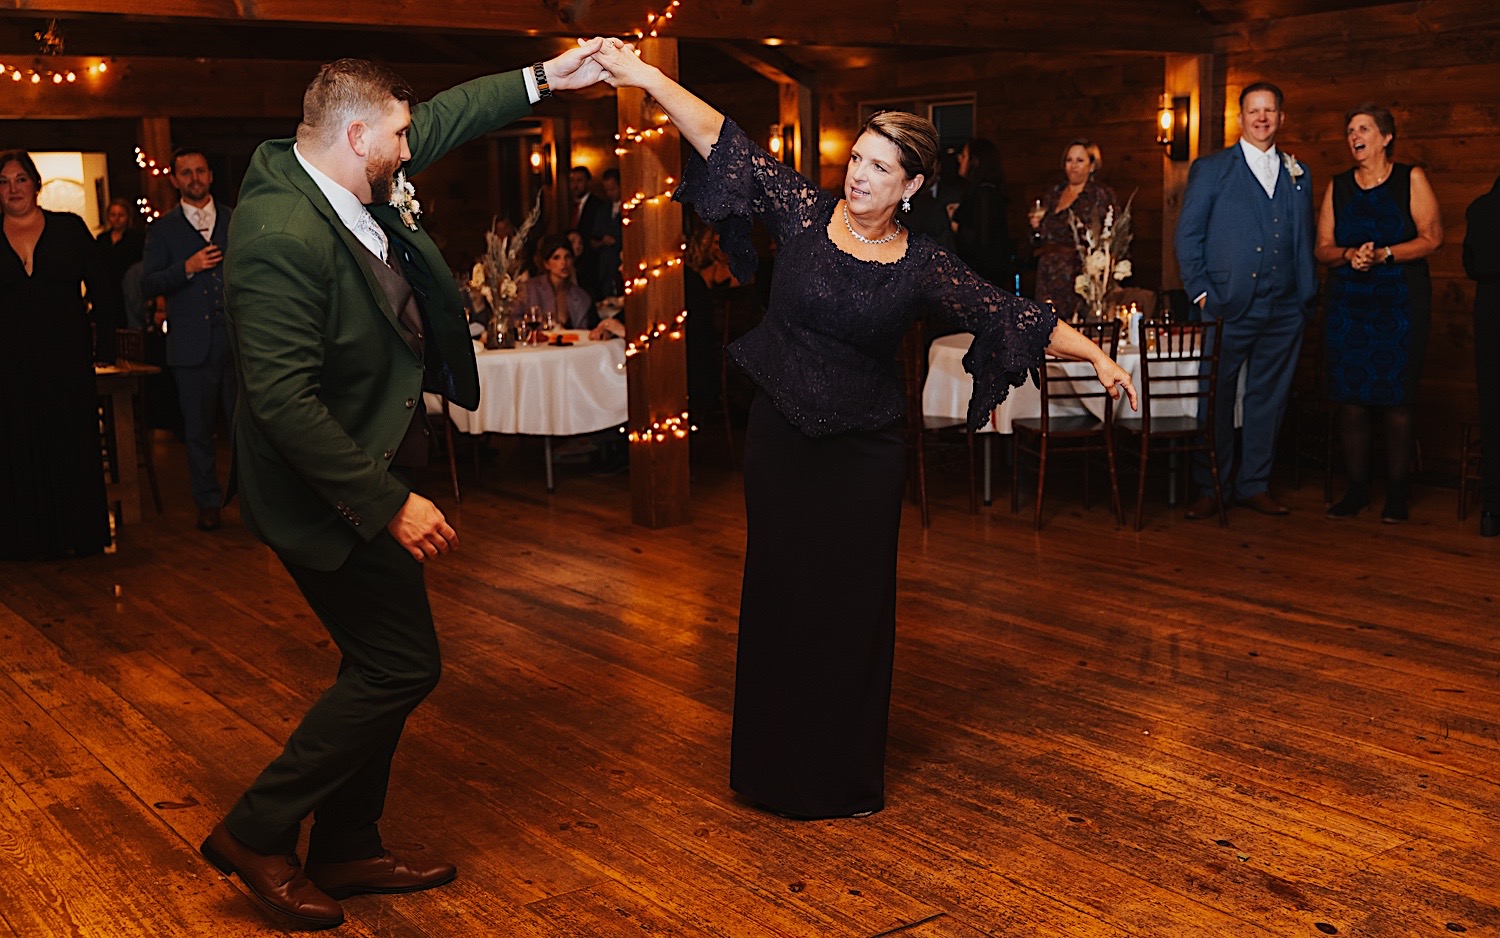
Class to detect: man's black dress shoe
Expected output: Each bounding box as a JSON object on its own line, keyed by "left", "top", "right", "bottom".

{"left": 1482, "top": 511, "right": 1500, "bottom": 538}
{"left": 200, "top": 821, "right": 344, "bottom": 928}
{"left": 305, "top": 851, "right": 457, "bottom": 899}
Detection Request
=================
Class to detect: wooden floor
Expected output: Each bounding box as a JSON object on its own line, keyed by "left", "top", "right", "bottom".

{"left": 2, "top": 434, "right": 1498, "bottom": 937}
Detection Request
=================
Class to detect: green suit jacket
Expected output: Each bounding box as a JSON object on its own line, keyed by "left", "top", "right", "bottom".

{"left": 226, "top": 70, "right": 531, "bottom": 571}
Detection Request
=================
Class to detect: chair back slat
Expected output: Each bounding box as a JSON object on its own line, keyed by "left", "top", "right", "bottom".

{"left": 1038, "top": 320, "right": 1119, "bottom": 431}
{"left": 1135, "top": 319, "right": 1222, "bottom": 431}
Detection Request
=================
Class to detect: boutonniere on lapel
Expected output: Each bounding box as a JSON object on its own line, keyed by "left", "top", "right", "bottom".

{"left": 1280, "top": 152, "right": 1305, "bottom": 189}
{"left": 389, "top": 169, "right": 421, "bottom": 230}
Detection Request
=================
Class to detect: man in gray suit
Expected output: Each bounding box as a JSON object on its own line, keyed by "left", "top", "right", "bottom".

{"left": 142, "top": 148, "right": 236, "bottom": 531}
{"left": 1174, "top": 81, "right": 1318, "bottom": 518}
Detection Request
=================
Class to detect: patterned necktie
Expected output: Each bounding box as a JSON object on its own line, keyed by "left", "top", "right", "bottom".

{"left": 192, "top": 207, "right": 211, "bottom": 240}
{"left": 357, "top": 211, "right": 388, "bottom": 264}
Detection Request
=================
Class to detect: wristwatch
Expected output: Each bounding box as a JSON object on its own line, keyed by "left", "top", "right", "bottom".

{"left": 1382, "top": 246, "right": 1395, "bottom": 265}
{"left": 532, "top": 62, "right": 552, "bottom": 99}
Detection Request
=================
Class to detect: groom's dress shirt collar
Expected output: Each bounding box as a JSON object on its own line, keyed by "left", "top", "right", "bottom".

{"left": 294, "top": 143, "right": 388, "bottom": 263}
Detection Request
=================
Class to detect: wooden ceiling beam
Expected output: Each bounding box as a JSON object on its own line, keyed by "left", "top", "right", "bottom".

{"left": 0, "top": 1, "right": 1218, "bottom": 53}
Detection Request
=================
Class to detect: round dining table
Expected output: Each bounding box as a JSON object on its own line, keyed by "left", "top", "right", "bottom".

{"left": 426, "top": 332, "right": 627, "bottom": 491}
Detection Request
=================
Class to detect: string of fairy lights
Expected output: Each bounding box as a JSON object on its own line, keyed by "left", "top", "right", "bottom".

{"left": 0, "top": 59, "right": 107, "bottom": 84}
{"left": 615, "top": 1, "right": 697, "bottom": 447}
{"left": 133, "top": 147, "right": 167, "bottom": 221}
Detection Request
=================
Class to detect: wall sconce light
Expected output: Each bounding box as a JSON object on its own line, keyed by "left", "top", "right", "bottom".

{"left": 768, "top": 123, "right": 783, "bottom": 159}
{"left": 1158, "top": 92, "right": 1190, "bottom": 162}
{"left": 529, "top": 142, "right": 552, "bottom": 177}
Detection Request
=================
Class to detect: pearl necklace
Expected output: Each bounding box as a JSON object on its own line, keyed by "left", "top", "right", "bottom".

{"left": 843, "top": 203, "right": 901, "bottom": 245}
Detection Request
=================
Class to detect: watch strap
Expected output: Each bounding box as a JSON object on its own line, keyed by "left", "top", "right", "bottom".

{"left": 532, "top": 62, "right": 552, "bottom": 99}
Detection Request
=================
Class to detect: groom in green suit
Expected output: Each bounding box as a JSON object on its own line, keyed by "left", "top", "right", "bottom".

{"left": 203, "top": 44, "right": 605, "bottom": 928}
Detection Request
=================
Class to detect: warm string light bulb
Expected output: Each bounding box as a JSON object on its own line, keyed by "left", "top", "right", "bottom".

{"left": 628, "top": 0, "right": 682, "bottom": 40}
{"left": 134, "top": 147, "right": 168, "bottom": 177}
{"left": 628, "top": 412, "right": 696, "bottom": 445}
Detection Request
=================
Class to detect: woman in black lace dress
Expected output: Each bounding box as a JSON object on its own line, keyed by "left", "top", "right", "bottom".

{"left": 594, "top": 40, "right": 1135, "bottom": 820}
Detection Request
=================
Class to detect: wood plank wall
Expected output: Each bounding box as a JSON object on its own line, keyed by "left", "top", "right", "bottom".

{"left": 816, "top": 52, "right": 1168, "bottom": 298}
{"left": 1217, "top": 0, "right": 1500, "bottom": 466}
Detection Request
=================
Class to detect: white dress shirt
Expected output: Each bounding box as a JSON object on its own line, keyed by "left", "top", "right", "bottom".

{"left": 294, "top": 144, "right": 389, "bottom": 263}
{"left": 1240, "top": 138, "right": 1281, "bottom": 199}
{"left": 184, "top": 199, "right": 217, "bottom": 240}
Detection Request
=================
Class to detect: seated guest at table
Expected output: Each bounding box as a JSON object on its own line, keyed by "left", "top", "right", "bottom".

{"left": 1315, "top": 103, "right": 1442, "bottom": 523}
{"left": 521, "top": 234, "right": 595, "bottom": 328}
{"left": 0, "top": 149, "right": 112, "bottom": 559}
{"left": 1030, "top": 139, "right": 1120, "bottom": 321}
{"left": 591, "top": 38, "right": 1133, "bottom": 821}
{"left": 952, "top": 137, "right": 1014, "bottom": 292}
{"left": 97, "top": 197, "right": 146, "bottom": 335}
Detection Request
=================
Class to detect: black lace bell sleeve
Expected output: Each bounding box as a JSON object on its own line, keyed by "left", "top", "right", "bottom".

{"left": 674, "top": 117, "right": 827, "bottom": 284}
{"left": 921, "top": 248, "right": 1059, "bottom": 431}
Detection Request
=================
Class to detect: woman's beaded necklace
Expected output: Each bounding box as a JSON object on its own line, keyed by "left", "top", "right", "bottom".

{"left": 843, "top": 203, "right": 901, "bottom": 245}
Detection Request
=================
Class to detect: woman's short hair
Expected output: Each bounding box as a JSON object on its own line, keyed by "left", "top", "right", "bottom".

{"left": 860, "top": 111, "right": 938, "bottom": 181}
{"left": 962, "top": 138, "right": 1004, "bottom": 187}
{"left": 297, "top": 58, "right": 417, "bottom": 147}
{"left": 0, "top": 149, "right": 43, "bottom": 187}
{"left": 1063, "top": 139, "right": 1103, "bottom": 176}
{"left": 1344, "top": 102, "right": 1397, "bottom": 158}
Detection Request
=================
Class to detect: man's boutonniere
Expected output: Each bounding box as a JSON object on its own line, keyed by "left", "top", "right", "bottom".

{"left": 389, "top": 169, "right": 421, "bottom": 230}
{"left": 1281, "top": 152, "right": 1305, "bottom": 188}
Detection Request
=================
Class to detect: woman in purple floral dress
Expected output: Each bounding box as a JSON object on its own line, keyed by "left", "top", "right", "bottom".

{"left": 594, "top": 40, "right": 1135, "bottom": 820}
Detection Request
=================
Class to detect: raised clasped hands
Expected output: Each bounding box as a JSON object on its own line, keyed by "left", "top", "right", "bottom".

{"left": 1346, "top": 240, "right": 1377, "bottom": 271}
{"left": 541, "top": 36, "right": 608, "bottom": 92}
{"left": 583, "top": 36, "right": 653, "bottom": 88}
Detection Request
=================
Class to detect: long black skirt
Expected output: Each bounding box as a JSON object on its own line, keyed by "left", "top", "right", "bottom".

{"left": 730, "top": 393, "right": 907, "bottom": 819}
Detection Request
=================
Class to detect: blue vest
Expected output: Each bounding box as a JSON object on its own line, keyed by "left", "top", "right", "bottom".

{"left": 1251, "top": 171, "right": 1299, "bottom": 301}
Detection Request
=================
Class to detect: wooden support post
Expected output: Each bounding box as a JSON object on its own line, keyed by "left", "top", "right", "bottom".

{"left": 1160, "top": 53, "right": 1213, "bottom": 293}
{"left": 137, "top": 116, "right": 176, "bottom": 219}
{"left": 619, "top": 38, "right": 690, "bottom": 529}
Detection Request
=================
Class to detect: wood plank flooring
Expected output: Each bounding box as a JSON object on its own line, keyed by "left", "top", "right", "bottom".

{"left": 1, "top": 435, "right": 1496, "bottom": 937}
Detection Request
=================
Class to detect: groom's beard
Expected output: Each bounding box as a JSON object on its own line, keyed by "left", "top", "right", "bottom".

{"left": 366, "top": 152, "right": 401, "bottom": 204}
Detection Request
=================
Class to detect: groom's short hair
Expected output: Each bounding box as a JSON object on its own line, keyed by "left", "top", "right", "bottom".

{"left": 298, "top": 58, "right": 417, "bottom": 148}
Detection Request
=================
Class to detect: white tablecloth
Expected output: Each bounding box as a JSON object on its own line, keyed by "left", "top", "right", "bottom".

{"left": 922, "top": 334, "right": 1200, "bottom": 432}
{"left": 426, "top": 333, "right": 627, "bottom": 437}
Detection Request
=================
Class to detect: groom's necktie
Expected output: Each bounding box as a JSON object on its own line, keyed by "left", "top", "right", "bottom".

{"left": 355, "top": 211, "right": 389, "bottom": 265}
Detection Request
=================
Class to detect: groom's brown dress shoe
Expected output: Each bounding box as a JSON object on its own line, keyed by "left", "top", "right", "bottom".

{"left": 200, "top": 821, "right": 344, "bottom": 928}
{"left": 305, "top": 851, "right": 458, "bottom": 900}
{"left": 1239, "top": 492, "right": 1291, "bottom": 516}
{"left": 1183, "top": 494, "right": 1220, "bottom": 521}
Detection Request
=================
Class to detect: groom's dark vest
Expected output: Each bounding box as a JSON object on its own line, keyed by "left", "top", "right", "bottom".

{"left": 1251, "top": 171, "right": 1300, "bottom": 302}
{"left": 361, "top": 243, "right": 439, "bottom": 468}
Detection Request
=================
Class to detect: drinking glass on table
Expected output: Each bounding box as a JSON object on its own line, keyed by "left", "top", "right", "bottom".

{"left": 522, "top": 305, "right": 543, "bottom": 344}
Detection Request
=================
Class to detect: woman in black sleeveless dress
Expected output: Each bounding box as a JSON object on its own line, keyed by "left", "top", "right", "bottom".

{"left": 1315, "top": 104, "right": 1443, "bottom": 522}
{"left": 592, "top": 40, "right": 1136, "bottom": 820}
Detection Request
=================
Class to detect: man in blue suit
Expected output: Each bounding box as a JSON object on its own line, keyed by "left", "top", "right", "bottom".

{"left": 1175, "top": 81, "right": 1317, "bottom": 518}
{"left": 142, "top": 148, "right": 236, "bottom": 531}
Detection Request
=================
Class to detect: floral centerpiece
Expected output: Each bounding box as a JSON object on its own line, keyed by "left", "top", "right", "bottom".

{"left": 475, "top": 191, "right": 542, "bottom": 348}
{"left": 1068, "top": 192, "right": 1135, "bottom": 321}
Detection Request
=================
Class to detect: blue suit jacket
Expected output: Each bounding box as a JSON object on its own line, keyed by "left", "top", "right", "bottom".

{"left": 1175, "top": 144, "right": 1317, "bottom": 320}
{"left": 141, "top": 202, "right": 233, "bottom": 367}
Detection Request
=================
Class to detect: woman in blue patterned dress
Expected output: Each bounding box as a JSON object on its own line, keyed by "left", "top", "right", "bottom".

{"left": 1316, "top": 104, "right": 1443, "bottom": 522}
{"left": 592, "top": 39, "right": 1135, "bottom": 820}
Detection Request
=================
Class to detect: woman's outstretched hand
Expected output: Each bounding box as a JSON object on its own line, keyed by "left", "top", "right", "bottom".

{"left": 1095, "top": 355, "right": 1139, "bottom": 411}
{"left": 587, "top": 37, "right": 654, "bottom": 88}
